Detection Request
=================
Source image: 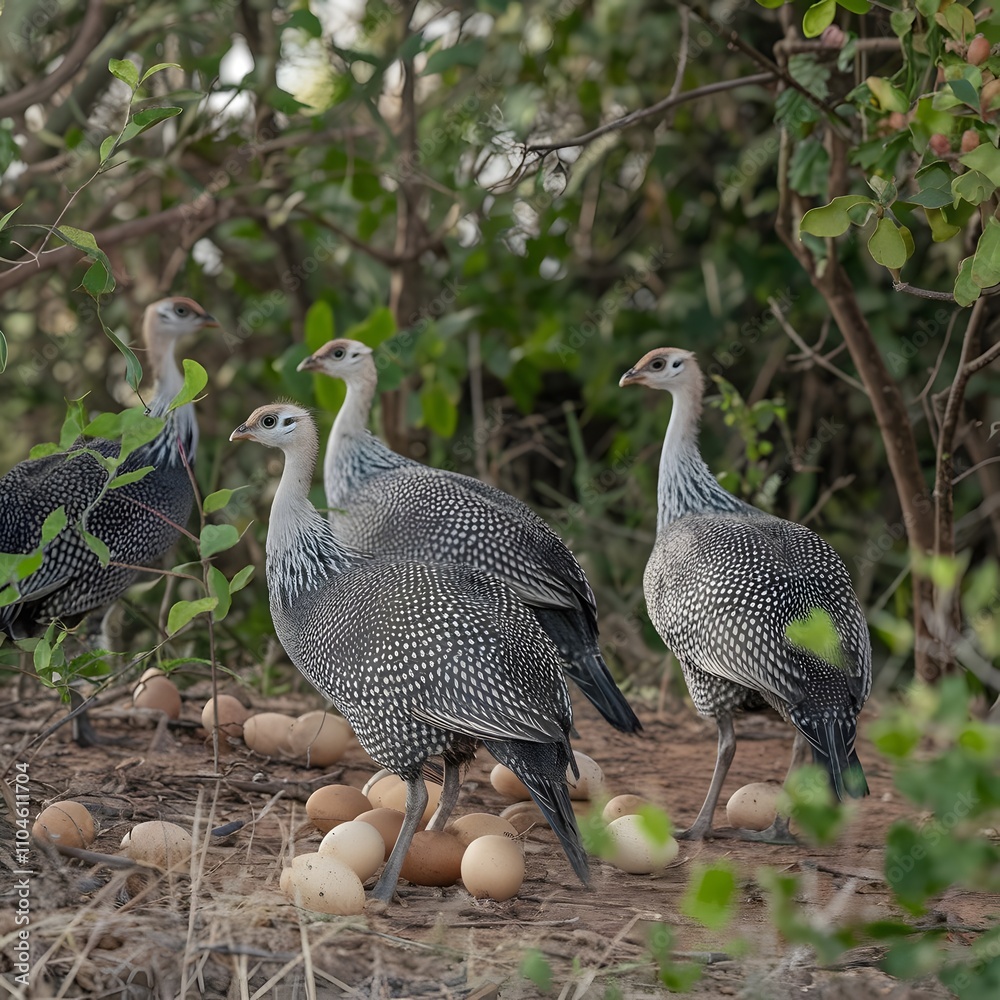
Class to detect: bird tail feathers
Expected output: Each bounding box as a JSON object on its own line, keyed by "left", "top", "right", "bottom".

{"left": 796, "top": 716, "right": 869, "bottom": 800}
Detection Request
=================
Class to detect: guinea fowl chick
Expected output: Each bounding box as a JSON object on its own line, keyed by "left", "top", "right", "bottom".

{"left": 230, "top": 402, "right": 589, "bottom": 902}
{"left": 620, "top": 347, "right": 871, "bottom": 841}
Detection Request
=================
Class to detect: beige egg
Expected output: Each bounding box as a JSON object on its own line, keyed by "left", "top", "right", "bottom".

{"left": 288, "top": 711, "right": 351, "bottom": 767}
{"left": 727, "top": 782, "right": 783, "bottom": 832}
{"left": 602, "top": 794, "right": 649, "bottom": 822}
{"left": 567, "top": 751, "right": 605, "bottom": 801}
{"left": 461, "top": 834, "right": 525, "bottom": 901}
{"left": 400, "top": 831, "right": 465, "bottom": 887}
{"left": 279, "top": 865, "right": 295, "bottom": 894}
{"left": 318, "top": 820, "right": 385, "bottom": 881}
{"left": 368, "top": 776, "right": 441, "bottom": 826}
{"left": 447, "top": 813, "right": 520, "bottom": 849}
{"left": 603, "top": 814, "right": 678, "bottom": 874}
{"left": 32, "top": 801, "right": 96, "bottom": 848}
{"left": 490, "top": 763, "right": 531, "bottom": 801}
{"left": 201, "top": 695, "right": 249, "bottom": 737}
{"left": 139, "top": 667, "right": 166, "bottom": 683}
{"left": 355, "top": 808, "right": 406, "bottom": 859}
{"left": 499, "top": 801, "right": 546, "bottom": 835}
{"left": 132, "top": 676, "right": 182, "bottom": 720}
{"left": 305, "top": 785, "right": 373, "bottom": 834}
{"left": 120, "top": 820, "right": 193, "bottom": 871}
{"left": 242, "top": 712, "right": 295, "bottom": 757}
{"left": 286, "top": 852, "right": 365, "bottom": 915}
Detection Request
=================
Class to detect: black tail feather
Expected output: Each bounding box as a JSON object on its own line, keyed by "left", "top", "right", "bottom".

{"left": 797, "top": 715, "right": 869, "bottom": 800}
{"left": 534, "top": 608, "right": 642, "bottom": 734}
{"left": 485, "top": 738, "right": 590, "bottom": 885}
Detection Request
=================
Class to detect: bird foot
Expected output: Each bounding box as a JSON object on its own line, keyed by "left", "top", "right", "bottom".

{"left": 713, "top": 816, "right": 798, "bottom": 845}
{"left": 72, "top": 711, "right": 126, "bottom": 748}
{"left": 364, "top": 897, "right": 391, "bottom": 916}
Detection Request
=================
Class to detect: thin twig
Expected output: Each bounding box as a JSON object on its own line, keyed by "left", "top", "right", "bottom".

{"left": 767, "top": 296, "right": 866, "bottom": 393}
{"left": 526, "top": 73, "right": 775, "bottom": 151}
{"left": 800, "top": 474, "right": 856, "bottom": 526}
{"left": 953, "top": 455, "right": 1000, "bottom": 486}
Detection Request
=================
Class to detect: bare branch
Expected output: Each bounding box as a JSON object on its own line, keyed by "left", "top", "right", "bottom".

{"left": 953, "top": 455, "right": 1000, "bottom": 486}
{"left": 527, "top": 74, "right": 775, "bottom": 152}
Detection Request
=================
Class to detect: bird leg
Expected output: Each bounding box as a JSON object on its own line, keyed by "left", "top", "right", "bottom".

{"left": 425, "top": 762, "right": 462, "bottom": 832}
{"left": 676, "top": 714, "right": 736, "bottom": 841}
{"left": 369, "top": 776, "right": 428, "bottom": 903}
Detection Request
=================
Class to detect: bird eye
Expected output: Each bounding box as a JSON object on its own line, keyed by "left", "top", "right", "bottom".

{"left": 261, "top": 414, "right": 277, "bottom": 428}
{"left": 175, "top": 305, "right": 189, "bottom": 317}
{"left": 650, "top": 358, "right": 665, "bottom": 370}
{"left": 333, "top": 348, "right": 345, "bottom": 359}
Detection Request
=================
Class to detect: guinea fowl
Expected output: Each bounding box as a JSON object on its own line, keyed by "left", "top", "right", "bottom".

{"left": 296, "top": 339, "right": 640, "bottom": 741}
{"left": 620, "top": 347, "right": 871, "bottom": 841}
{"left": 230, "top": 402, "right": 589, "bottom": 901}
{"left": 0, "top": 297, "right": 217, "bottom": 741}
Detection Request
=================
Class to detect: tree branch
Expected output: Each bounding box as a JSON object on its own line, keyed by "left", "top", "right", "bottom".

{"left": 0, "top": 0, "right": 107, "bottom": 119}
{"left": 527, "top": 73, "right": 775, "bottom": 152}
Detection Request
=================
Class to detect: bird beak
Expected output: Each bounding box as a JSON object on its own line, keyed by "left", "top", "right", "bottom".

{"left": 200, "top": 313, "right": 220, "bottom": 328}
{"left": 619, "top": 368, "right": 640, "bottom": 387}
{"left": 297, "top": 355, "right": 318, "bottom": 373}
{"left": 229, "top": 424, "right": 251, "bottom": 442}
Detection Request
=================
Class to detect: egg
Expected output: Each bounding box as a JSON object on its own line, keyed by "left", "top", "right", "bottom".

{"left": 32, "top": 801, "right": 96, "bottom": 848}
{"left": 305, "top": 785, "right": 373, "bottom": 834}
{"left": 499, "top": 801, "right": 546, "bottom": 835}
{"left": 726, "top": 781, "right": 783, "bottom": 832}
{"left": 602, "top": 794, "right": 649, "bottom": 822}
{"left": 400, "top": 831, "right": 465, "bottom": 887}
{"left": 490, "top": 763, "right": 531, "bottom": 801}
{"left": 132, "top": 676, "right": 182, "bottom": 720}
{"left": 279, "top": 866, "right": 295, "bottom": 894}
{"left": 318, "top": 820, "right": 385, "bottom": 881}
{"left": 201, "top": 695, "right": 249, "bottom": 737}
{"left": 288, "top": 710, "right": 351, "bottom": 767}
{"left": 447, "top": 813, "right": 520, "bottom": 849}
{"left": 139, "top": 667, "right": 166, "bottom": 683}
{"left": 366, "top": 775, "right": 441, "bottom": 825}
{"left": 567, "top": 752, "right": 605, "bottom": 801}
{"left": 461, "top": 834, "right": 525, "bottom": 901}
{"left": 285, "top": 852, "right": 365, "bottom": 915}
{"left": 355, "top": 808, "right": 406, "bottom": 859}
{"left": 242, "top": 712, "right": 295, "bottom": 757}
{"left": 120, "top": 820, "right": 193, "bottom": 871}
{"left": 603, "top": 814, "right": 678, "bottom": 874}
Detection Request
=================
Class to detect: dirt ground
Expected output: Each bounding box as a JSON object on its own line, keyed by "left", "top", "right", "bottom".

{"left": 2, "top": 674, "right": 996, "bottom": 1000}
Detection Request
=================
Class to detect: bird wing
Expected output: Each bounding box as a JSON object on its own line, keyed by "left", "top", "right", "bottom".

{"left": 647, "top": 512, "right": 871, "bottom": 709}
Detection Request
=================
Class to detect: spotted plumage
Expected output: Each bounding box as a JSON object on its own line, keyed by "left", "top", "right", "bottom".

{"left": 621, "top": 347, "right": 871, "bottom": 840}
{"left": 297, "top": 338, "right": 640, "bottom": 734}
{"left": 231, "top": 402, "right": 589, "bottom": 902}
{"left": 0, "top": 297, "right": 216, "bottom": 640}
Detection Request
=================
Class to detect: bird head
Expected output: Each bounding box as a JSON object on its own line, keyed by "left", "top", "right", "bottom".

{"left": 619, "top": 347, "right": 698, "bottom": 391}
{"left": 297, "top": 338, "right": 373, "bottom": 378}
{"left": 145, "top": 297, "right": 219, "bottom": 343}
{"left": 230, "top": 402, "right": 312, "bottom": 447}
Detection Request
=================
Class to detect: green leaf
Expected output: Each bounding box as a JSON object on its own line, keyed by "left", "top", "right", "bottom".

{"left": 636, "top": 804, "right": 673, "bottom": 845}
{"left": 345, "top": 306, "right": 396, "bottom": 347}
{"left": 139, "top": 62, "right": 181, "bottom": 85}
{"left": 15, "top": 551, "right": 42, "bottom": 580}
{"left": 118, "top": 106, "right": 183, "bottom": 145}
{"left": 350, "top": 171, "right": 382, "bottom": 202}
{"left": 0, "top": 205, "right": 18, "bottom": 231}
{"left": 54, "top": 225, "right": 102, "bottom": 257}
{"left": 80, "top": 528, "right": 110, "bottom": 566}
{"left": 799, "top": 195, "right": 873, "bottom": 237}
{"left": 935, "top": 4, "right": 976, "bottom": 42}
{"left": 780, "top": 764, "right": 845, "bottom": 844}
{"left": 304, "top": 300, "right": 335, "bottom": 352}
{"left": 200, "top": 523, "right": 240, "bottom": 558}
{"left": 167, "top": 596, "right": 218, "bottom": 635}
{"left": 785, "top": 607, "right": 845, "bottom": 665}
{"left": 119, "top": 409, "right": 164, "bottom": 459}
{"left": 420, "top": 383, "right": 458, "bottom": 437}
{"left": 41, "top": 507, "right": 67, "bottom": 545}
{"left": 925, "top": 207, "right": 961, "bottom": 242}
{"left": 788, "top": 140, "right": 830, "bottom": 196}
{"left": 81, "top": 259, "right": 115, "bottom": 297}
{"left": 681, "top": 863, "right": 737, "bottom": 930}
{"left": 947, "top": 77, "right": 980, "bottom": 109}
{"left": 99, "top": 135, "right": 117, "bottom": 163}
{"left": 169, "top": 359, "right": 208, "bottom": 410}
{"left": 0, "top": 330, "right": 6, "bottom": 373}
{"left": 107, "top": 465, "right": 154, "bottom": 489}
{"left": 103, "top": 326, "right": 144, "bottom": 391}
{"left": 59, "top": 398, "right": 88, "bottom": 450}
{"left": 952, "top": 169, "right": 994, "bottom": 207}
{"left": 109, "top": 57, "right": 139, "bottom": 90}
{"left": 837, "top": 0, "right": 869, "bottom": 11}
{"left": 228, "top": 564, "right": 255, "bottom": 594}
{"left": 802, "top": 0, "right": 836, "bottom": 37}
{"left": 28, "top": 442, "right": 59, "bottom": 459}
{"left": 755, "top": 0, "right": 786, "bottom": 7}
{"left": 520, "top": 949, "right": 552, "bottom": 992}
{"left": 915, "top": 0, "right": 940, "bottom": 15}
{"left": 867, "top": 217, "right": 909, "bottom": 269}
{"left": 207, "top": 565, "right": 231, "bottom": 622}
{"left": 33, "top": 636, "right": 52, "bottom": 675}
{"left": 203, "top": 488, "right": 243, "bottom": 513}
{"left": 284, "top": 10, "right": 323, "bottom": 36}
{"left": 422, "top": 40, "right": 487, "bottom": 75}
{"left": 971, "top": 217, "right": 1000, "bottom": 289}
{"left": 958, "top": 143, "right": 1000, "bottom": 187}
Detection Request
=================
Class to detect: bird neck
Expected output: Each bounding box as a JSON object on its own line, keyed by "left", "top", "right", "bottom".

{"left": 268, "top": 423, "right": 357, "bottom": 606}
{"left": 142, "top": 320, "right": 198, "bottom": 466}
{"left": 656, "top": 374, "right": 746, "bottom": 529}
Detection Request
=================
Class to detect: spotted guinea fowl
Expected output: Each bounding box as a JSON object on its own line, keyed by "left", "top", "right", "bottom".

{"left": 0, "top": 297, "right": 217, "bottom": 740}
{"left": 297, "top": 338, "right": 640, "bottom": 739}
{"left": 620, "top": 347, "right": 871, "bottom": 841}
{"left": 230, "top": 402, "right": 589, "bottom": 901}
